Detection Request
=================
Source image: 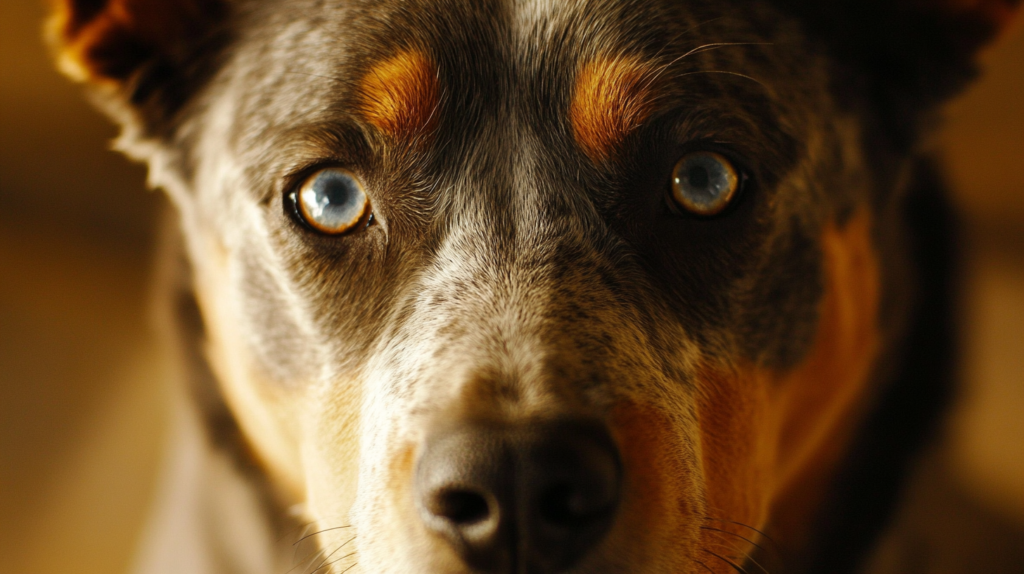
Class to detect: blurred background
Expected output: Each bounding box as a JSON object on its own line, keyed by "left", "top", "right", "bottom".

{"left": 1, "top": 2, "right": 1022, "bottom": 572}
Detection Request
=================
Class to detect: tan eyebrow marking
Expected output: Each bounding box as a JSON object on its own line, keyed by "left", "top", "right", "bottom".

{"left": 570, "top": 55, "right": 658, "bottom": 162}
{"left": 358, "top": 50, "right": 440, "bottom": 139}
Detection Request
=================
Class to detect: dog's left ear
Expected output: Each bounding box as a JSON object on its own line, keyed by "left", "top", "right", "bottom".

{"left": 48, "top": 0, "right": 227, "bottom": 122}
{"left": 776, "top": 0, "right": 1020, "bottom": 139}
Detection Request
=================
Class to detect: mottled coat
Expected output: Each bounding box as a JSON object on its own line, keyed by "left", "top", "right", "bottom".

{"left": 50, "top": 1, "right": 1019, "bottom": 573}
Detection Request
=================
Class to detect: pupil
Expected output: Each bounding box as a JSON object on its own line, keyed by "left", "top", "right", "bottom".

{"left": 325, "top": 179, "right": 349, "bottom": 203}
{"left": 687, "top": 166, "right": 710, "bottom": 189}
{"left": 316, "top": 175, "right": 356, "bottom": 212}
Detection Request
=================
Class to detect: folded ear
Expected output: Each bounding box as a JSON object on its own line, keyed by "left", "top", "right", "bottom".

{"left": 48, "top": 0, "right": 227, "bottom": 119}
{"left": 945, "top": 0, "right": 1020, "bottom": 30}
{"left": 776, "top": 0, "right": 1020, "bottom": 140}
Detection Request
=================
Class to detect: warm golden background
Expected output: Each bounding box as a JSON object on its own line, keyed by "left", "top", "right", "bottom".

{"left": 1, "top": 2, "right": 1022, "bottom": 572}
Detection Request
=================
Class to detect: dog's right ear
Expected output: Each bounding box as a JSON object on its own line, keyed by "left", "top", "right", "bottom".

{"left": 48, "top": 0, "right": 227, "bottom": 123}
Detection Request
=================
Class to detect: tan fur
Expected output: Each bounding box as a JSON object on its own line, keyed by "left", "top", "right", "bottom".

{"left": 191, "top": 231, "right": 307, "bottom": 502}
{"left": 358, "top": 50, "right": 440, "bottom": 140}
{"left": 695, "top": 209, "right": 881, "bottom": 566}
{"left": 607, "top": 403, "right": 700, "bottom": 572}
{"left": 46, "top": 0, "right": 1018, "bottom": 570}
{"left": 570, "top": 55, "right": 657, "bottom": 162}
{"left": 47, "top": 0, "right": 221, "bottom": 83}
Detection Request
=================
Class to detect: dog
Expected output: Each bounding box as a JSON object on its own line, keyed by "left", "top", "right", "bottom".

{"left": 49, "top": 0, "right": 1019, "bottom": 572}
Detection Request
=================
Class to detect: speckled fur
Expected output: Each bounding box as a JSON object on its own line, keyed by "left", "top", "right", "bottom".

{"left": 50, "top": 0, "right": 1017, "bottom": 572}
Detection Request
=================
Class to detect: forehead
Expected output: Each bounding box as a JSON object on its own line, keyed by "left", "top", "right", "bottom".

{"left": 190, "top": 0, "right": 838, "bottom": 376}
{"left": 226, "top": 0, "right": 807, "bottom": 142}
{"left": 211, "top": 0, "right": 824, "bottom": 214}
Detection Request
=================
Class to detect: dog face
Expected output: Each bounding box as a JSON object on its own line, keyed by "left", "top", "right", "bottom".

{"left": 51, "top": 0, "right": 1017, "bottom": 572}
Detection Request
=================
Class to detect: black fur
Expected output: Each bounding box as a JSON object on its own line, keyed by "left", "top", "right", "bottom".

{"left": 801, "top": 159, "right": 961, "bottom": 573}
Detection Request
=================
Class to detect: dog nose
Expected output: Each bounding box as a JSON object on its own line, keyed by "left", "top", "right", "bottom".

{"left": 415, "top": 420, "right": 621, "bottom": 573}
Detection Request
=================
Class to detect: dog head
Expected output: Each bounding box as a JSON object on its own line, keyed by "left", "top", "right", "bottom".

{"left": 51, "top": 1, "right": 1018, "bottom": 572}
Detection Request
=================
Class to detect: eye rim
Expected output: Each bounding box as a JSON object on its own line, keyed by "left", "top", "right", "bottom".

{"left": 288, "top": 166, "right": 373, "bottom": 235}
{"left": 668, "top": 150, "right": 745, "bottom": 218}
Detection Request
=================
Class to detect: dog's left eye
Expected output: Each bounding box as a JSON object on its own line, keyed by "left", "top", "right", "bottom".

{"left": 291, "top": 168, "right": 370, "bottom": 234}
{"left": 670, "top": 152, "right": 741, "bottom": 216}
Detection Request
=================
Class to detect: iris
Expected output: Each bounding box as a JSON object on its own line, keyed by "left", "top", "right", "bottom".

{"left": 670, "top": 152, "right": 740, "bottom": 216}
{"left": 297, "top": 168, "right": 369, "bottom": 234}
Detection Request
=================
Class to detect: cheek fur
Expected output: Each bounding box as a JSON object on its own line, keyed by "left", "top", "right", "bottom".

{"left": 608, "top": 402, "right": 702, "bottom": 569}
{"left": 693, "top": 209, "right": 881, "bottom": 558}
{"left": 774, "top": 209, "right": 881, "bottom": 485}
{"left": 191, "top": 235, "right": 308, "bottom": 500}
{"left": 766, "top": 208, "right": 882, "bottom": 544}
{"left": 696, "top": 365, "right": 777, "bottom": 554}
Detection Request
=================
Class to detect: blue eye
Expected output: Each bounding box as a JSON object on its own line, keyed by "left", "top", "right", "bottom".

{"left": 295, "top": 168, "right": 370, "bottom": 234}
{"left": 670, "top": 152, "right": 740, "bottom": 216}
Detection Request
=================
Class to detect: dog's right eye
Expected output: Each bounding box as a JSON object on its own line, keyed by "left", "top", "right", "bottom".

{"left": 290, "top": 168, "right": 370, "bottom": 234}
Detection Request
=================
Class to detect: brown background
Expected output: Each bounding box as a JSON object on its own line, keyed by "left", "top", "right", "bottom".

{"left": 1, "top": 2, "right": 1022, "bottom": 572}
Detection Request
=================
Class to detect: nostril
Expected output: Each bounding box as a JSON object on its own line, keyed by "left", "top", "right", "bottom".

{"left": 433, "top": 489, "right": 492, "bottom": 525}
{"left": 538, "top": 482, "right": 614, "bottom": 528}
{"left": 539, "top": 483, "right": 586, "bottom": 526}
{"left": 415, "top": 420, "right": 621, "bottom": 572}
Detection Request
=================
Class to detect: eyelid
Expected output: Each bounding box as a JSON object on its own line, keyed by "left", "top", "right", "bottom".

{"left": 282, "top": 160, "right": 356, "bottom": 198}
{"left": 269, "top": 122, "right": 373, "bottom": 203}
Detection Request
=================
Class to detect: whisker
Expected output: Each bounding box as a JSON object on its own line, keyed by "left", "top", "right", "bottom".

{"left": 680, "top": 42, "right": 772, "bottom": 61}
{"left": 286, "top": 547, "right": 327, "bottom": 574}
{"left": 680, "top": 16, "right": 726, "bottom": 36}
{"left": 304, "top": 535, "right": 356, "bottom": 574}
{"left": 668, "top": 16, "right": 730, "bottom": 44}
{"left": 284, "top": 521, "right": 318, "bottom": 567}
{"left": 339, "top": 562, "right": 359, "bottom": 574}
{"left": 701, "top": 528, "right": 773, "bottom": 574}
{"left": 278, "top": 520, "right": 315, "bottom": 544}
{"left": 694, "top": 558, "right": 716, "bottom": 573}
{"left": 709, "top": 544, "right": 770, "bottom": 574}
{"left": 700, "top": 525, "right": 771, "bottom": 556}
{"left": 704, "top": 548, "right": 750, "bottom": 574}
{"left": 743, "top": 554, "right": 771, "bottom": 574}
{"left": 643, "top": 42, "right": 772, "bottom": 89}
{"left": 675, "top": 70, "right": 769, "bottom": 91}
{"left": 294, "top": 525, "right": 353, "bottom": 546}
{"left": 421, "top": 85, "right": 444, "bottom": 131}
{"left": 703, "top": 517, "right": 777, "bottom": 547}
{"left": 647, "top": 17, "right": 727, "bottom": 62}
{"left": 290, "top": 523, "right": 313, "bottom": 570}
{"left": 307, "top": 544, "right": 346, "bottom": 574}
{"left": 310, "top": 551, "right": 356, "bottom": 574}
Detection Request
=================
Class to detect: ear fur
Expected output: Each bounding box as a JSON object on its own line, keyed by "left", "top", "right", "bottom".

{"left": 47, "top": 0, "right": 227, "bottom": 123}
{"left": 775, "top": 0, "right": 1020, "bottom": 143}
{"left": 49, "top": 0, "right": 225, "bottom": 82}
